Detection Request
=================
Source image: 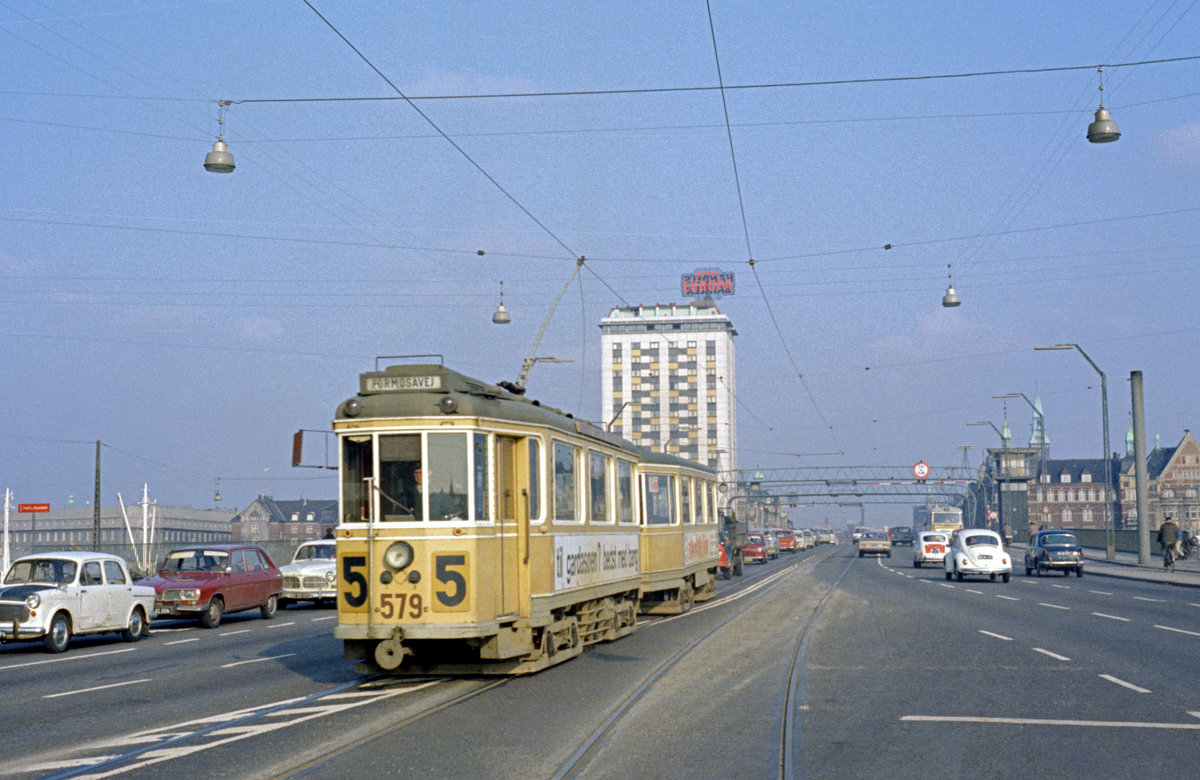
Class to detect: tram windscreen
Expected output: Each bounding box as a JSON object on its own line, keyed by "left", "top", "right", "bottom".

{"left": 342, "top": 435, "right": 374, "bottom": 523}
{"left": 643, "top": 473, "right": 676, "bottom": 525}
{"left": 379, "top": 434, "right": 422, "bottom": 521}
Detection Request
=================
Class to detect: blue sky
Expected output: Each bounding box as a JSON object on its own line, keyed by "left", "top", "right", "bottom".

{"left": 2, "top": 1, "right": 1198, "bottom": 526}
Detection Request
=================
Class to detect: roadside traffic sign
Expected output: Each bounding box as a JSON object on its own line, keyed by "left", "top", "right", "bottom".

{"left": 913, "top": 461, "right": 929, "bottom": 480}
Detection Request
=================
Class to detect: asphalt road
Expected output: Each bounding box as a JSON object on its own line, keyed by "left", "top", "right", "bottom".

{"left": 3, "top": 544, "right": 1197, "bottom": 779}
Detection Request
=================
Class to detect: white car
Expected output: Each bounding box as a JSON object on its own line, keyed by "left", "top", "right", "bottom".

{"left": 944, "top": 529, "right": 1011, "bottom": 583}
{"left": 0, "top": 551, "right": 155, "bottom": 653}
{"left": 852, "top": 527, "right": 869, "bottom": 541}
{"left": 912, "top": 531, "right": 949, "bottom": 568}
{"left": 279, "top": 540, "right": 337, "bottom": 607}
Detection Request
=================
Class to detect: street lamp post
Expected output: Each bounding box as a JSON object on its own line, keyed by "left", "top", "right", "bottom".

{"left": 1036, "top": 344, "right": 1114, "bottom": 560}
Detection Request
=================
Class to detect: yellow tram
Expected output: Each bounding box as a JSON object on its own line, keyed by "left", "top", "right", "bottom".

{"left": 329, "top": 361, "right": 719, "bottom": 675}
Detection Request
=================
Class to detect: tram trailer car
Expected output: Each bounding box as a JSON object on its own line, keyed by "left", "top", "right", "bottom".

{"left": 320, "top": 362, "right": 720, "bottom": 675}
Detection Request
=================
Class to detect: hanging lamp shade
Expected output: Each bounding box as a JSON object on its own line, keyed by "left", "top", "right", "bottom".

{"left": 204, "top": 137, "right": 235, "bottom": 173}
{"left": 1087, "top": 106, "right": 1120, "bottom": 143}
{"left": 492, "top": 301, "right": 511, "bottom": 324}
{"left": 942, "top": 284, "right": 961, "bottom": 307}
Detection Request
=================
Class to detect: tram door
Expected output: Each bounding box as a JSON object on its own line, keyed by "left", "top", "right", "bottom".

{"left": 496, "top": 436, "right": 526, "bottom": 618}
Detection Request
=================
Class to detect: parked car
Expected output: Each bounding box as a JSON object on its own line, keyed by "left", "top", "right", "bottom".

{"left": 1025, "top": 530, "right": 1085, "bottom": 577}
{"left": 912, "top": 531, "right": 949, "bottom": 568}
{"left": 888, "top": 526, "right": 915, "bottom": 546}
{"left": 279, "top": 540, "right": 337, "bottom": 607}
{"left": 774, "top": 529, "right": 798, "bottom": 553}
{"left": 857, "top": 531, "right": 892, "bottom": 557}
{"left": 745, "top": 533, "right": 768, "bottom": 565}
{"left": 0, "top": 552, "right": 154, "bottom": 653}
{"left": 945, "top": 529, "right": 1011, "bottom": 583}
{"left": 139, "top": 544, "right": 283, "bottom": 628}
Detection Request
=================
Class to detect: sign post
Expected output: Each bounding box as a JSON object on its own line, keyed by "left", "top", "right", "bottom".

{"left": 18, "top": 503, "right": 49, "bottom": 554}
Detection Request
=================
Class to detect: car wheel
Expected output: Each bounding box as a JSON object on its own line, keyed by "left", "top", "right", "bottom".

{"left": 1036, "top": 564, "right": 1043, "bottom": 577}
{"left": 956, "top": 569, "right": 964, "bottom": 582}
{"left": 260, "top": 594, "right": 278, "bottom": 619}
{"left": 858, "top": 551, "right": 863, "bottom": 558}
{"left": 200, "top": 597, "right": 224, "bottom": 629}
{"left": 1002, "top": 572, "right": 1011, "bottom": 583}
{"left": 1076, "top": 567, "right": 1084, "bottom": 578}
{"left": 913, "top": 561, "right": 920, "bottom": 569}
{"left": 1025, "top": 565, "right": 1032, "bottom": 576}
{"left": 989, "top": 573, "right": 997, "bottom": 581}
{"left": 123, "top": 608, "right": 145, "bottom": 642}
{"left": 43, "top": 612, "right": 71, "bottom": 653}
{"left": 886, "top": 552, "right": 891, "bottom": 558}
{"left": 945, "top": 570, "right": 952, "bottom": 581}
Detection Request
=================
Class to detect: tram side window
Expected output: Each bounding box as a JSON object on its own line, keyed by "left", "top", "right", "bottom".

{"left": 590, "top": 451, "right": 611, "bottom": 524}
{"left": 681, "top": 477, "right": 693, "bottom": 524}
{"left": 342, "top": 435, "right": 374, "bottom": 523}
{"left": 643, "top": 473, "right": 676, "bottom": 525}
{"left": 379, "top": 434, "right": 423, "bottom": 521}
{"left": 528, "top": 439, "right": 542, "bottom": 522}
{"left": 617, "top": 459, "right": 635, "bottom": 525}
{"left": 553, "top": 442, "right": 580, "bottom": 523}
{"left": 473, "top": 433, "right": 489, "bottom": 522}
{"left": 428, "top": 433, "right": 469, "bottom": 520}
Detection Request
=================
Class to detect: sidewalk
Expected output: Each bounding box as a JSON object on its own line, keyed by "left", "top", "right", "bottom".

{"left": 1065, "top": 545, "right": 1200, "bottom": 589}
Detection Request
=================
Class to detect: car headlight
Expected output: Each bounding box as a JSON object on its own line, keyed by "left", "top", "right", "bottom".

{"left": 181, "top": 589, "right": 200, "bottom": 601}
{"left": 25, "top": 593, "right": 40, "bottom": 609}
{"left": 324, "top": 570, "right": 337, "bottom": 583}
{"left": 384, "top": 541, "right": 414, "bottom": 571}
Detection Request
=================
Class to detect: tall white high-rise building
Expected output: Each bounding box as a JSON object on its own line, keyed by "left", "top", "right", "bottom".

{"left": 600, "top": 302, "right": 736, "bottom": 477}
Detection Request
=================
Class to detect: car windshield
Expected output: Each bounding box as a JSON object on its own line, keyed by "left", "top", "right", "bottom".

{"left": 294, "top": 543, "right": 336, "bottom": 561}
{"left": 749, "top": 534, "right": 763, "bottom": 544}
{"left": 4, "top": 558, "right": 77, "bottom": 586}
{"left": 162, "top": 549, "right": 230, "bottom": 573}
{"left": 964, "top": 534, "right": 999, "bottom": 547}
{"left": 922, "top": 534, "right": 948, "bottom": 544}
{"left": 1041, "top": 533, "right": 1078, "bottom": 546}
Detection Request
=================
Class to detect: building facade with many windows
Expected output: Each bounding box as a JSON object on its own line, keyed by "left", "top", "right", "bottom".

{"left": 599, "top": 302, "right": 736, "bottom": 477}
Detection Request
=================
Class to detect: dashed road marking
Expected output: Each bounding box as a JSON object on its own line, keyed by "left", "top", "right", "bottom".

{"left": 1100, "top": 674, "right": 1150, "bottom": 693}
{"left": 978, "top": 630, "right": 1012, "bottom": 641}
{"left": 220, "top": 653, "right": 296, "bottom": 669}
{"left": 1134, "top": 596, "right": 1165, "bottom": 603}
{"left": 1089, "top": 590, "right": 1113, "bottom": 596}
{"left": 1154, "top": 624, "right": 1200, "bottom": 638}
{"left": 1037, "top": 602, "right": 1069, "bottom": 610}
{"left": 44, "top": 679, "right": 152, "bottom": 699}
{"left": 995, "top": 594, "right": 1020, "bottom": 601}
{"left": 1033, "top": 648, "right": 1071, "bottom": 661}
{"left": 901, "top": 715, "right": 1199, "bottom": 729}
{"left": 1093, "top": 612, "right": 1131, "bottom": 622}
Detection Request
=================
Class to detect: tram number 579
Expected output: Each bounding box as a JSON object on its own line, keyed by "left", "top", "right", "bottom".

{"left": 339, "top": 553, "right": 469, "bottom": 614}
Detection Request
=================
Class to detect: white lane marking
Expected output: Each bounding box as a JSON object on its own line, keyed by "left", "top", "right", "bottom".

{"left": 1019, "top": 580, "right": 1038, "bottom": 585}
{"left": 1100, "top": 674, "right": 1151, "bottom": 693}
{"left": 1190, "top": 603, "right": 1200, "bottom": 609}
{"left": 1134, "top": 596, "right": 1165, "bottom": 603}
{"left": 1033, "top": 648, "right": 1071, "bottom": 661}
{"left": 995, "top": 594, "right": 1020, "bottom": 601}
{"left": 966, "top": 589, "right": 984, "bottom": 595}
{"left": 901, "top": 715, "right": 1200, "bottom": 729}
{"left": 1154, "top": 624, "right": 1200, "bottom": 638}
{"left": 218, "top": 629, "right": 251, "bottom": 637}
{"left": 267, "top": 622, "right": 296, "bottom": 629}
{"left": 1093, "top": 612, "right": 1131, "bottom": 622}
{"left": 163, "top": 638, "right": 199, "bottom": 646}
{"left": 1051, "top": 584, "right": 1071, "bottom": 590}
{"left": 1189, "top": 712, "right": 1200, "bottom": 720}
{"left": 939, "top": 583, "right": 955, "bottom": 589}
{"left": 1089, "top": 590, "right": 1113, "bottom": 596}
{"left": 978, "top": 630, "right": 1012, "bottom": 641}
{"left": 312, "top": 615, "right": 337, "bottom": 621}
{"left": 44, "top": 679, "right": 152, "bottom": 699}
{"left": 219, "top": 653, "right": 296, "bottom": 669}
{"left": 1038, "top": 602, "right": 1070, "bottom": 610}
{"left": 0, "top": 647, "right": 136, "bottom": 671}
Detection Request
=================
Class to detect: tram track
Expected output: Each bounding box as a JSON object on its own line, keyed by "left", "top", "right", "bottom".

{"left": 551, "top": 546, "right": 853, "bottom": 780}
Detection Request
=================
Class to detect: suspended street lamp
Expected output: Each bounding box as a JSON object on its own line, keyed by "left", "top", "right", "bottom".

{"left": 1086, "top": 66, "right": 1121, "bottom": 144}
{"left": 204, "top": 100, "right": 236, "bottom": 173}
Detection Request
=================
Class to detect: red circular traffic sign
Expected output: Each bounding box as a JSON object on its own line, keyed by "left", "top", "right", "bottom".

{"left": 913, "top": 461, "right": 929, "bottom": 480}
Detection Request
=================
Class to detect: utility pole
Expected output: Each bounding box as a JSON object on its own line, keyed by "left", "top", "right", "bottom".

{"left": 93, "top": 440, "right": 101, "bottom": 549}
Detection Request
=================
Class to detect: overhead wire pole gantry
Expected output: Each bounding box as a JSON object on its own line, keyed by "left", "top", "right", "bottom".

{"left": 723, "top": 464, "right": 975, "bottom": 507}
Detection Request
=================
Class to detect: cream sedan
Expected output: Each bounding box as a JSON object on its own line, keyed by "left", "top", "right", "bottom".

{"left": 944, "top": 529, "right": 1011, "bottom": 583}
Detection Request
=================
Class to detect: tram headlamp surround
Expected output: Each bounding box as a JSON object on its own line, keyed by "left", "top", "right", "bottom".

{"left": 383, "top": 541, "right": 415, "bottom": 571}
{"left": 439, "top": 395, "right": 457, "bottom": 414}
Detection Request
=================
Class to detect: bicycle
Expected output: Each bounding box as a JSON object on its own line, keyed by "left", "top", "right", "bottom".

{"left": 1163, "top": 544, "right": 1176, "bottom": 572}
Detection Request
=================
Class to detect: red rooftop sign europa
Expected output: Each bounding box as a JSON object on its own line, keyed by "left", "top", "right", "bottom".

{"left": 681, "top": 268, "right": 735, "bottom": 299}
{"left": 18, "top": 503, "right": 49, "bottom": 513}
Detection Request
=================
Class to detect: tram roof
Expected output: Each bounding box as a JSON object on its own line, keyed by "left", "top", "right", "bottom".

{"left": 337, "top": 363, "right": 711, "bottom": 474}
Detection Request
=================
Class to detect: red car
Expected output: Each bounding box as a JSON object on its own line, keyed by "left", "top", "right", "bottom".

{"left": 745, "top": 533, "right": 768, "bottom": 565}
{"left": 139, "top": 544, "right": 283, "bottom": 628}
{"left": 774, "top": 529, "right": 798, "bottom": 553}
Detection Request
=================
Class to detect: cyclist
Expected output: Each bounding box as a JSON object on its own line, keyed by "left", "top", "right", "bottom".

{"left": 1158, "top": 515, "right": 1180, "bottom": 569}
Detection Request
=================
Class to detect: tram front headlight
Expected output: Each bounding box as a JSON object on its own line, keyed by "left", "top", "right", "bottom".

{"left": 439, "top": 395, "right": 458, "bottom": 414}
{"left": 383, "top": 541, "right": 414, "bottom": 571}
